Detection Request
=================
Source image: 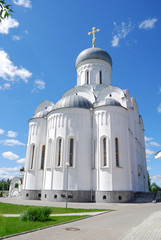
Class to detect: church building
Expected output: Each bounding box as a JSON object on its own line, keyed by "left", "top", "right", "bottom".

{"left": 22, "top": 28, "right": 148, "bottom": 203}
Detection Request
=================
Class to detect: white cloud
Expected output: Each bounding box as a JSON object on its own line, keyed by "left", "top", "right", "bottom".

{"left": 0, "top": 17, "right": 19, "bottom": 34}
{"left": 0, "top": 139, "right": 25, "bottom": 146}
{"left": 0, "top": 83, "right": 11, "bottom": 90}
{"left": 35, "top": 79, "right": 45, "bottom": 90}
{"left": 157, "top": 104, "right": 161, "bottom": 113}
{"left": 1, "top": 167, "right": 19, "bottom": 172}
{"left": 145, "top": 136, "right": 153, "bottom": 142}
{"left": 152, "top": 175, "right": 161, "bottom": 180}
{"left": 147, "top": 166, "right": 151, "bottom": 171}
{"left": 146, "top": 149, "right": 155, "bottom": 156}
{"left": 0, "top": 49, "right": 32, "bottom": 83}
{"left": 17, "top": 158, "right": 25, "bottom": 164}
{"left": 138, "top": 18, "right": 158, "bottom": 30}
{"left": 149, "top": 141, "right": 161, "bottom": 147}
{"left": 12, "top": 35, "right": 21, "bottom": 41}
{"left": 111, "top": 35, "right": 119, "bottom": 47}
{"left": 13, "top": 0, "right": 32, "bottom": 8}
{"left": 2, "top": 151, "right": 19, "bottom": 160}
{"left": 0, "top": 129, "right": 5, "bottom": 135}
{"left": 111, "top": 21, "right": 134, "bottom": 47}
{"left": 7, "top": 131, "right": 17, "bottom": 138}
{"left": 0, "top": 167, "right": 20, "bottom": 179}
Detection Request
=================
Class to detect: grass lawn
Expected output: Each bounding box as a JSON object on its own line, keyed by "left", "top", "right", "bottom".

{"left": 0, "top": 202, "right": 110, "bottom": 214}
{"left": 0, "top": 215, "right": 89, "bottom": 237}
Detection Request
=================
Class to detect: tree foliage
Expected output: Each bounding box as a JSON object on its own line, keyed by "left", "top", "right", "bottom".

{"left": 0, "top": 179, "right": 10, "bottom": 191}
{"left": 147, "top": 171, "right": 161, "bottom": 192}
{"left": 0, "top": 0, "right": 13, "bottom": 22}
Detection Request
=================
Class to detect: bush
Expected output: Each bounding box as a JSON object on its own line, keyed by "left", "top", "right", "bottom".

{"left": 20, "top": 207, "right": 52, "bottom": 222}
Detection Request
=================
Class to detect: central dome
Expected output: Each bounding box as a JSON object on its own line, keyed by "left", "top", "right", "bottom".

{"left": 76, "top": 48, "right": 112, "bottom": 68}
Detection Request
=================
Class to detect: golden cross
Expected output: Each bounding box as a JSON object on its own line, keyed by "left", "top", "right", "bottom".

{"left": 88, "top": 27, "right": 100, "bottom": 48}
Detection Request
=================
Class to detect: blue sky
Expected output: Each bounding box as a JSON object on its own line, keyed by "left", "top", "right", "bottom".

{"left": 0, "top": 0, "right": 161, "bottom": 186}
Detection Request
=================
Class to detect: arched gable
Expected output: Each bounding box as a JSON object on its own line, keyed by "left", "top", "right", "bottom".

{"left": 97, "top": 86, "right": 127, "bottom": 108}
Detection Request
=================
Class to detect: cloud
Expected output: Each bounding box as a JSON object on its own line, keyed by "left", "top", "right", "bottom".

{"left": 2, "top": 151, "right": 19, "bottom": 160}
{"left": 145, "top": 136, "right": 153, "bottom": 142}
{"left": 35, "top": 79, "right": 45, "bottom": 90}
{"left": 138, "top": 18, "right": 158, "bottom": 30}
{"left": 147, "top": 166, "right": 151, "bottom": 171}
{"left": 146, "top": 149, "right": 155, "bottom": 156}
{"left": 149, "top": 141, "right": 161, "bottom": 147}
{"left": 111, "top": 21, "right": 134, "bottom": 47}
{"left": 0, "top": 83, "right": 11, "bottom": 90}
{"left": 7, "top": 131, "right": 17, "bottom": 138}
{"left": 0, "top": 167, "right": 20, "bottom": 179}
{"left": 0, "top": 49, "right": 32, "bottom": 83}
{"left": 152, "top": 175, "right": 161, "bottom": 180}
{"left": 157, "top": 104, "right": 161, "bottom": 113}
{"left": 17, "top": 158, "right": 25, "bottom": 164}
{"left": 12, "top": 35, "right": 21, "bottom": 41}
{"left": 0, "top": 129, "right": 5, "bottom": 135}
{"left": 0, "top": 17, "right": 19, "bottom": 34}
{"left": 13, "top": 0, "right": 32, "bottom": 8}
{"left": 0, "top": 139, "right": 25, "bottom": 146}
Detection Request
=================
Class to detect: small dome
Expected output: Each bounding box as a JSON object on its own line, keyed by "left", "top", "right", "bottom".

{"left": 95, "top": 98, "right": 121, "bottom": 108}
{"left": 54, "top": 94, "right": 93, "bottom": 110}
{"left": 76, "top": 48, "right": 112, "bottom": 68}
{"left": 33, "top": 100, "right": 54, "bottom": 118}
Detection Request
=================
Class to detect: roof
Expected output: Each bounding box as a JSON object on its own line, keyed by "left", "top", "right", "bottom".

{"left": 54, "top": 94, "right": 93, "bottom": 110}
{"left": 76, "top": 48, "right": 112, "bottom": 68}
{"left": 95, "top": 98, "right": 121, "bottom": 108}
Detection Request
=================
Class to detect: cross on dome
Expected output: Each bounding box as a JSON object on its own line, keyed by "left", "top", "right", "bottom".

{"left": 88, "top": 27, "right": 100, "bottom": 48}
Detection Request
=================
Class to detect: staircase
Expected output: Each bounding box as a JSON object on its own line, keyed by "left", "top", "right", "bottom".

{"left": 134, "top": 192, "right": 155, "bottom": 203}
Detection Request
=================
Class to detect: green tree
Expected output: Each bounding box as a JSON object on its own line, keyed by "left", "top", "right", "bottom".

{"left": 0, "top": 0, "right": 13, "bottom": 22}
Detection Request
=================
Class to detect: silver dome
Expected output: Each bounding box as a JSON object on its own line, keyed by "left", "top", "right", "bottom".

{"left": 54, "top": 94, "right": 93, "bottom": 110}
{"left": 95, "top": 98, "right": 121, "bottom": 108}
{"left": 76, "top": 48, "right": 112, "bottom": 67}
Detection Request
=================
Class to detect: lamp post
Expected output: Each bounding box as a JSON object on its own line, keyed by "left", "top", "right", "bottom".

{"left": 65, "top": 162, "right": 70, "bottom": 208}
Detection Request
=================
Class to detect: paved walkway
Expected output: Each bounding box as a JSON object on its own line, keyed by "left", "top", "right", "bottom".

{"left": 3, "top": 211, "right": 105, "bottom": 217}
{"left": 1, "top": 198, "right": 161, "bottom": 239}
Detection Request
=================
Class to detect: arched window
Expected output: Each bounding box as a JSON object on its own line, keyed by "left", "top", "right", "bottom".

{"left": 40, "top": 145, "right": 45, "bottom": 169}
{"left": 30, "top": 144, "right": 35, "bottom": 169}
{"left": 100, "top": 71, "right": 102, "bottom": 84}
{"left": 86, "top": 71, "right": 89, "bottom": 84}
{"left": 115, "top": 137, "right": 119, "bottom": 167}
{"left": 57, "top": 138, "right": 62, "bottom": 167}
{"left": 103, "top": 138, "right": 107, "bottom": 166}
{"left": 69, "top": 138, "right": 74, "bottom": 167}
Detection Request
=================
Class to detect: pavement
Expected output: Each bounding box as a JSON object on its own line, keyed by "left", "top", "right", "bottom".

{"left": 1, "top": 198, "right": 161, "bottom": 240}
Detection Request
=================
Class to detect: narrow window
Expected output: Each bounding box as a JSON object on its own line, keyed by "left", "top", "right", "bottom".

{"left": 69, "top": 138, "right": 74, "bottom": 167}
{"left": 57, "top": 139, "right": 62, "bottom": 166}
{"left": 103, "top": 138, "right": 107, "bottom": 166}
{"left": 100, "top": 71, "right": 102, "bottom": 84}
{"left": 115, "top": 138, "right": 119, "bottom": 167}
{"left": 40, "top": 145, "right": 45, "bottom": 169}
{"left": 31, "top": 145, "right": 35, "bottom": 169}
{"left": 87, "top": 71, "right": 89, "bottom": 84}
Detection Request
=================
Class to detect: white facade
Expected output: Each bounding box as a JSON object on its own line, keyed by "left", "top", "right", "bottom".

{"left": 22, "top": 47, "right": 148, "bottom": 203}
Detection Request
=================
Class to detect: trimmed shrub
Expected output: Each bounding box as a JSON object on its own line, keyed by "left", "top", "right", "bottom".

{"left": 20, "top": 206, "right": 52, "bottom": 222}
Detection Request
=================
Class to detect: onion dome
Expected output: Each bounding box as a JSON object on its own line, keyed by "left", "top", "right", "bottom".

{"left": 95, "top": 98, "right": 121, "bottom": 108}
{"left": 54, "top": 94, "right": 93, "bottom": 110}
{"left": 76, "top": 48, "right": 112, "bottom": 68}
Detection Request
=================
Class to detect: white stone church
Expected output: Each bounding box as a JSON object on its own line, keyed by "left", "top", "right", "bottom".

{"left": 22, "top": 35, "right": 148, "bottom": 202}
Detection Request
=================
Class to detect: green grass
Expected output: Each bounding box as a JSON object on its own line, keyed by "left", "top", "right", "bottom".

{"left": 0, "top": 215, "right": 89, "bottom": 237}
{"left": 0, "top": 202, "right": 109, "bottom": 214}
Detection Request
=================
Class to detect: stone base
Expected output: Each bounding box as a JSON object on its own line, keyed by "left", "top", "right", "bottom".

{"left": 21, "top": 190, "right": 42, "bottom": 200}
{"left": 22, "top": 190, "right": 135, "bottom": 203}
{"left": 95, "top": 191, "right": 134, "bottom": 203}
